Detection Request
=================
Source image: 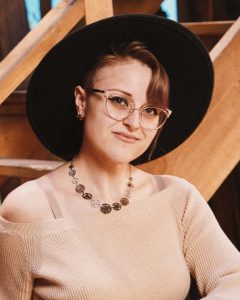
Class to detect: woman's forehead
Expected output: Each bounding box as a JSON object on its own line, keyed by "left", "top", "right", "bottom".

{"left": 92, "top": 59, "right": 152, "bottom": 87}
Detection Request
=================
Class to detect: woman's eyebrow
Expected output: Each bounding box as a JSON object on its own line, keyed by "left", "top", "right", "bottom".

{"left": 107, "top": 88, "right": 133, "bottom": 97}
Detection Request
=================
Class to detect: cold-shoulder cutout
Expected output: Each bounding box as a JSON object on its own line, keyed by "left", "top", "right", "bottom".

{"left": 0, "top": 179, "right": 57, "bottom": 223}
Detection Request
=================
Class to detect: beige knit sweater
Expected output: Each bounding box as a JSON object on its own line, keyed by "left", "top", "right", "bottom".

{"left": 0, "top": 175, "right": 240, "bottom": 300}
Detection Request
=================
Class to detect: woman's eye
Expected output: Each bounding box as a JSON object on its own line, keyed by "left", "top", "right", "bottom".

{"left": 144, "top": 107, "right": 158, "bottom": 116}
{"left": 109, "top": 96, "right": 129, "bottom": 107}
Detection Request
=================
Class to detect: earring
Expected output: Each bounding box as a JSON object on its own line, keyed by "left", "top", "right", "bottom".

{"left": 76, "top": 113, "right": 84, "bottom": 121}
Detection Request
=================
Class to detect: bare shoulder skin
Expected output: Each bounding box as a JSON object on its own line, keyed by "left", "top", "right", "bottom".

{"left": 0, "top": 178, "right": 55, "bottom": 223}
{"left": 0, "top": 164, "right": 160, "bottom": 223}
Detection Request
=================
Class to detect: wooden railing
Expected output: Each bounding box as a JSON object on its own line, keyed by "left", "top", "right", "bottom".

{"left": 0, "top": 0, "right": 239, "bottom": 201}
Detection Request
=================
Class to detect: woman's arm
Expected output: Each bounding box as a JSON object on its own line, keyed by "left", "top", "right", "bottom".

{"left": 0, "top": 180, "right": 51, "bottom": 299}
{"left": 182, "top": 184, "right": 240, "bottom": 299}
{"left": 0, "top": 221, "right": 33, "bottom": 299}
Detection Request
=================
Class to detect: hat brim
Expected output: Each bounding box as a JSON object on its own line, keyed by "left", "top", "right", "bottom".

{"left": 26, "top": 14, "right": 214, "bottom": 164}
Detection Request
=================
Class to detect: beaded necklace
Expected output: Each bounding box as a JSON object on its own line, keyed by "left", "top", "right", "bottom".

{"left": 68, "top": 159, "right": 134, "bottom": 214}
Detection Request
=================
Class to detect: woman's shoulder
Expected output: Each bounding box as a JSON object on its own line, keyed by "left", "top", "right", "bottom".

{"left": 0, "top": 177, "right": 54, "bottom": 223}
{"left": 157, "top": 174, "right": 193, "bottom": 189}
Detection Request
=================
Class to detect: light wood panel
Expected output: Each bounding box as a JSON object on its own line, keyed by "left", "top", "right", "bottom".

{"left": 140, "top": 18, "right": 240, "bottom": 200}
{"left": 0, "top": 0, "right": 84, "bottom": 105}
{"left": 183, "top": 20, "right": 233, "bottom": 36}
{"left": 85, "top": 0, "right": 113, "bottom": 24}
{"left": 0, "top": 0, "right": 29, "bottom": 60}
{"left": 113, "top": 0, "right": 162, "bottom": 15}
{"left": 0, "top": 159, "right": 62, "bottom": 178}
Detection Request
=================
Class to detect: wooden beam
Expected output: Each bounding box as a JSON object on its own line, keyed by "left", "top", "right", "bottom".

{"left": 0, "top": 90, "right": 25, "bottom": 115}
{"left": 140, "top": 18, "right": 240, "bottom": 201}
{"left": 183, "top": 20, "right": 233, "bottom": 36}
{"left": 0, "top": 0, "right": 29, "bottom": 60}
{"left": 0, "top": 158, "right": 63, "bottom": 178}
{"left": 113, "top": 0, "right": 162, "bottom": 15}
{"left": 0, "top": 0, "right": 84, "bottom": 105}
{"left": 85, "top": 0, "right": 113, "bottom": 24}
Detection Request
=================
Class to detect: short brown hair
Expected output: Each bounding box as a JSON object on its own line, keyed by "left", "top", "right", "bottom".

{"left": 83, "top": 41, "right": 169, "bottom": 108}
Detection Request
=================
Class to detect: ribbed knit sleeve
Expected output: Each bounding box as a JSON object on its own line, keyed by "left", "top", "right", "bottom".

{"left": 0, "top": 225, "right": 33, "bottom": 299}
{"left": 182, "top": 184, "right": 240, "bottom": 299}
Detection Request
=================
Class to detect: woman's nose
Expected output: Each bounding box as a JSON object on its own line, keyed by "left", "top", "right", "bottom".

{"left": 122, "top": 109, "right": 141, "bottom": 130}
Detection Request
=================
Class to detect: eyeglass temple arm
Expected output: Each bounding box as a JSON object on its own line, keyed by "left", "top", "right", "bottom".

{"left": 86, "top": 88, "right": 105, "bottom": 94}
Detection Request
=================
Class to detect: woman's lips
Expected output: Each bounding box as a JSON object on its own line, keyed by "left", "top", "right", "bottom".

{"left": 113, "top": 132, "right": 139, "bottom": 143}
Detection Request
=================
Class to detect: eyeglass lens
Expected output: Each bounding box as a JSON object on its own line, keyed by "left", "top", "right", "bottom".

{"left": 105, "top": 92, "right": 168, "bottom": 130}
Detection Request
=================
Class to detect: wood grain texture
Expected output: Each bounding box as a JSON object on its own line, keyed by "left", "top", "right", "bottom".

{"left": 140, "top": 18, "right": 240, "bottom": 200}
{"left": 0, "top": 0, "right": 84, "bottom": 105}
{"left": 0, "top": 158, "right": 62, "bottom": 178}
{"left": 85, "top": 0, "right": 113, "bottom": 24}
{"left": 183, "top": 21, "right": 233, "bottom": 36}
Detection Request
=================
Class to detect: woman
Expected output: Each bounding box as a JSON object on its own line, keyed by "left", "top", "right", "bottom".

{"left": 0, "top": 15, "right": 240, "bottom": 299}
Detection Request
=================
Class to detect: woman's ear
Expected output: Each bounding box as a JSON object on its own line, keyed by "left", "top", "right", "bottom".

{"left": 75, "top": 86, "right": 87, "bottom": 118}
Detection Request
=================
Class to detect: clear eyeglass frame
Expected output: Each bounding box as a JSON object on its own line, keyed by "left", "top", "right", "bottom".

{"left": 86, "top": 88, "right": 172, "bottom": 131}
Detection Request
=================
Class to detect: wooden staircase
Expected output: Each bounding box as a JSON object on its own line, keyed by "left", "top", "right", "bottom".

{"left": 0, "top": 0, "right": 239, "bottom": 201}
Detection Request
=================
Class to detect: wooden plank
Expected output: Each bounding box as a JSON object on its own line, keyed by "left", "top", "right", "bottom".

{"left": 0, "top": 0, "right": 30, "bottom": 89}
{"left": 210, "top": 17, "right": 240, "bottom": 61}
{"left": 0, "top": 91, "right": 25, "bottom": 115}
{"left": 0, "top": 158, "right": 62, "bottom": 171}
{"left": 183, "top": 21, "right": 233, "bottom": 36}
{"left": 0, "top": 0, "right": 85, "bottom": 105}
{"left": 0, "top": 0, "right": 29, "bottom": 60}
{"left": 0, "top": 113, "right": 59, "bottom": 160}
{"left": 140, "top": 18, "right": 240, "bottom": 201}
{"left": 85, "top": 0, "right": 113, "bottom": 24}
{"left": 0, "top": 159, "right": 63, "bottom": 178}
{"left": 0, "top": 166, "right": 48, "bottom": 179}
{"left": 113, "top": 0, "right": 162, "bottom": 15}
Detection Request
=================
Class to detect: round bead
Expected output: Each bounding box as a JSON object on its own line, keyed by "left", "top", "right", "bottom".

{"left": 127, "top": 182, "right": 134, "bottom": 188}
{"left": 83, "top": 193, "right": 92, "bottom": 200}
{"left": 112, "top": 202, "right": 121, "bottom": 211}
{"left": 69, "top": 169, "right": 76, "bottom": 177}
{"left": 90, "top": 198, "right": 101, "bottom": 208}
{"left": 100, "top": 203, "right": 112, "bottom": 214}
{"left": 75, "top": 184, "right": 85, "bottom": 193}
{"left": 72, "top": 178, "right": 79, "bottom": 185}
{"left": 120, "top": 197, "right": 129, "bottom": 206}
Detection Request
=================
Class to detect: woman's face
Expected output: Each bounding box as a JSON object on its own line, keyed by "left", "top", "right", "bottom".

{"left": 75, "top": 59, "right": 158, "bottom": 164}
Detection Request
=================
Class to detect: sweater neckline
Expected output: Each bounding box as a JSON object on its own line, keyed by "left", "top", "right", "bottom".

{"left": 0, "top": 175, "right": 181, "bottom": 234}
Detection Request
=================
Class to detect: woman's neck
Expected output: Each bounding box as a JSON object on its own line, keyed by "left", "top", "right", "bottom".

{"left": 72, "top": 151, "right": 133, "bottom": 202}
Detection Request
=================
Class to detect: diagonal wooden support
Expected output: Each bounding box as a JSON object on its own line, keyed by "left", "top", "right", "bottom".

{"left": 183, "top": 20, "right": 233, "bottom": 36}
{"left": 85, "top": 0, "right": 113, "bottom": 24}
{"left": 140, "top": 17, "right": 240, "bottom": 200}
{"left": 0, "top": 0, "right": 85, "bottom": 105}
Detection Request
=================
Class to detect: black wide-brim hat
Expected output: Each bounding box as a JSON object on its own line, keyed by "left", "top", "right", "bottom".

{"left": 27, "top": 14, "right": 214, "bottom": 164}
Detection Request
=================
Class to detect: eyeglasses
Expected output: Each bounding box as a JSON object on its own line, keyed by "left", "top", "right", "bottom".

{"left": 87, "top": 88, "right": 172, "bottom": 131}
